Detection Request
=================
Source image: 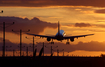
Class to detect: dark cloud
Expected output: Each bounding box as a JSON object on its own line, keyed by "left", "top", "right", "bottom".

{"left": 74, "top": 41, "right": 105, "bottom": 51}
{"left": 96, "top": 25, "right": 105, "bottom": 28}
{"left": 87, "top": 29, "right": 105, "bottom": 32}
{"left": 65, "top": 23, "right": 105, "bottom": 32}
{"left": 68, "top": 22, "right": 105, "bottom": 29}
{"left": 0, "top": 38, "right": 19, "bottom": 51}
{"left": 95, "top": 9, "right": 105, "bottom": 13}
{"left": 66, "top": 23, "right": 92, "bottom": 28}
{"left": 50, "top": 41, "right": 105, "bottom": 53}
{"left": 1, "top": 38, "right": 105, "bottom": 53}
{"left": 0, "top": 0, "right": 105, "bottom": 7}
{"left": 75, "top": 23, "right": 91, "bottom": 27}
{"left": 0, "top": 16, "right": 57, "bottom": 34}
{"left": 74, "top": 23, "right": 105, "bottom": 29}
{"left": 0, "top": 38, "right": 33, "bottom": 51}
{"left": 50, "top": 41, "right": 105, "bottom": 52}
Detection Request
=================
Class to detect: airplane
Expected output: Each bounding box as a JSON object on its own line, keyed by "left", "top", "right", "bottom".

{"left": 26, "top": 21, "right": 94, "bottom": 44}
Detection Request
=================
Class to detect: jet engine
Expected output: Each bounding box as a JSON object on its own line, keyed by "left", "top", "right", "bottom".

{"left": 70, "top": 38, "right": 74, "bottom": 42}
{"left": 47, "top": 38, "right": 51, "bottom": 41}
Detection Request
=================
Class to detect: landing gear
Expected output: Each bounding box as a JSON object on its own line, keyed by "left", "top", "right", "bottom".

{"left": 66, "top": 39, "right": 70, "bottom": 45}
{"left": 51, "top": 39, "right": 54, "bottom": 44}
{"left": 51, "top": 42, "right": 54, "bottom": 44}
{"left": 66, "top": 42, "right": 70, "bottom": 44}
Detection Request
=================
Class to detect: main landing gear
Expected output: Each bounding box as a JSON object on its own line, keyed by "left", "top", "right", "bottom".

{"left": 51, "top": 39, "right": 54, "bottom": 44}
{"left": 51, "top": 42, "right": 54, "bottom": 44}
{"left": 66, "top": 42, "right": 70, "bottom": 44}
{"left": 66, "top": 39, "right": 70, "bottom": 45}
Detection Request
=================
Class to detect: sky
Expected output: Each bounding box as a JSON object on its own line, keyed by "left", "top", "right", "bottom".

{"left": 1, "top": 0, "right": 105, "bottom": 56}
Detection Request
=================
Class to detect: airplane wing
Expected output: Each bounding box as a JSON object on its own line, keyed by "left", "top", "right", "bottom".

{"left": 26, "top": 33, "right": 56, "bottom": 39}
{"left": 26, "top": 33, "right": 94, "bottom": 40}
{"left": 63, "top": 34, "right": 94, "bottom": 39}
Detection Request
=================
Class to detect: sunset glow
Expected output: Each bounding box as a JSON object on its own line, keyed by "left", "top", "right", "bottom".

{"left": 1, "top": 0, "right": 105, "bottom": 56}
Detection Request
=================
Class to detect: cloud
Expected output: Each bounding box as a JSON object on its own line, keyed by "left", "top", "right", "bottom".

{"left": 74, "top": 41, "right": 105, "bottom": 51}
{"left": 87, "top": 29, "right": 105, "bottom": 32}
{"left": 63, "top": 23, "right": 105, "bottom": 32}
{"left": 0, "top": 16, "right": 57, "bottom": 34}
{"left": 57, "top": 41, "right": 105, "bottom": 52}
{"left": 48, "top": 41, "right": 105, "bottom": 53}
{"left": 0, "top": 0, "right": 105, "bottom": 7}
{"left": 1, "top": 37, "right": 105, "bottom": 53}
{"left": 74, "top": 23, "right": 105, "bottom": 29}
{"left": 75, "top": 23, "right": 91, "bottom": 27}
{"left": 95, "top": 9, "right": 105, "bottom": 13}
{"left": 0, "top": 37, "right": 105, "bottom": 54}
{"left": 65, "top": 23, "right": 92, "bottom": 28}
{"left": 0, "top": 38, "right": 33, "bottom": 51}
{"left": 95, "top": 25, "right": 105, "bottom": 28}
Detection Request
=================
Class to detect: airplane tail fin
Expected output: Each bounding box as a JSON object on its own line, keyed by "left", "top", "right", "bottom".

{"left": 58, "top": 21, "right": 60, "bottom": 35}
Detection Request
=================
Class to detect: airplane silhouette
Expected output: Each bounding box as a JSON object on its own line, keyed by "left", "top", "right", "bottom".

{"left": 26, "top": 21, "right": 94, "bottom": 44}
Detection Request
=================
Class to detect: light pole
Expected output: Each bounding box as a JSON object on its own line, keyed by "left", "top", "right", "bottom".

{"left": 17, "top": 45, "right": 25, "bottom": 56}
{"left": 6, "top": 46, "right": 12, "bottom": 57}
{"left": 13, "top": 49, "right": 15, "bottom": 57}
{"left": 25, "top": 36, "right": 38, "bottom": 56}
{"left": 57, "top": 49, "right": 64, "bottom": 56}
{"left": 45, "top": 44, "right": 58, "bottom": 56}
{"left": 57, "top": 49, "right": 59, "bottom": 56}
{"left": 27, "top": 45, "right": 37, "bottom": 57}
{"left": 51, "top": 46, "right": 52, "bottom": 55}
{"left": 63, "top": 49, "right": 64, "bottom": 56}
{"left": 0, "top": 22, "right": 14, "bottom": 57}
{"left": 43, "top": 42, "right": 44, "bottom": 56}
{"left": 26, "top": 47, "right": 28, "bottom": 56}
{"left": 12, "top": 29, "right": 30, "bottom": 56}
{"left": 33, "top": 37, "right": 34, "bottom": 56}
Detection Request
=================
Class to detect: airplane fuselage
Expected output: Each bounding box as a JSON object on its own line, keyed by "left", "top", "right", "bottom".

{"left": 55, "top": 30, "right": 66, "bottom": 40}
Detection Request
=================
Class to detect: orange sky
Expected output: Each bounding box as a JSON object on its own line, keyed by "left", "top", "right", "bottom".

{"left": 1, "top": 0, "right": 105, "bottom": 56}
{"left": 1, "top": 6, "right": 105, "bottom": 43}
